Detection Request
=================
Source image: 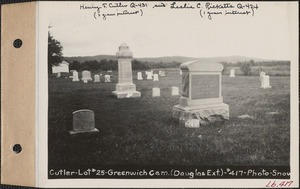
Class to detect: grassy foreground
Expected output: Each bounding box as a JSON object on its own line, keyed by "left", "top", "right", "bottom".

{"left": 48, "top": 70, "right": 290, "bottom": 167}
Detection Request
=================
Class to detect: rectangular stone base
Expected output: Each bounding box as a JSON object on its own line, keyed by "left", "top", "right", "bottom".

{"left": 69, "top": 128, "right": 99, "bottom": 135}
{"left": 112, "top": 91, "right": 141, "bottom": 98}
{"left": 173, "top": 103, "right": 229, "bottom": 125}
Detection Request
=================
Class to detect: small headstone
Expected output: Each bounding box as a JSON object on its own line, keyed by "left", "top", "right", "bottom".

{"left": 56, "top": 72, "right": 61, "bottom": 78}
{"left": 161, "top": 71, "right": 166, "bottom": 77}
{"left": 82, "top": 70, "right": 92, "bottom": 83}
{"left": 146, "top": 72, "right": 152, "bottom": 80}
{"left": 171, "top": 86, "right": 180, "bottom": 96}
{"left": 69, "top": 109, "right": 99, "bottom": 135}
{"left": 107, "top": 70, "right": 113, "bottom": 73}
{"left": 137, "top": 72, "right": 143, "bottom": 80}
{"left": 153, "top": 74, "right": 159, "bottom": 81}
{"left": 179, "top": 70, "right": 182, "bottom": 75}
{"left": 152, "top": 88, "right": 160, "bottom": 97}
{"left": 260, "top": 71, "right": 266, "bottom": 81}
{"left": 105, "top": 75, "right": 111, "bottom": 82}
{"left": 94, "top": 75, "right": 100, "bottom": 82}
{"left": 260, "top": 75, "right": 272, "bottom": 89}
{"left": 229, "top": 69, "right": 235, "bottom": 77}
{"left": 72, "top": 71, "right": 79, "bottom": 82}
{"left": 158, "top": 71, "right": 162, "bottom": 76}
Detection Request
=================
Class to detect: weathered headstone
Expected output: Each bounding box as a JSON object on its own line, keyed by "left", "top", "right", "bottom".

{"left": 56, "top": 72, "right": 61, "bottom": 78}
{"left": 229, "top": 69, "right": 235, "bottom": 77}
{"left": 260, "top": 75, "right": 272, "bottom": 89}
{"left": 146, "top": 72, "right": 152, "bottom": 80}
{"left": 161, "top": 71, "right": 166, "bottom": 77}
{"left": 104, "top": 75, "right": 111, "bottom": 82}
{"left": 171, "top": 86, "right": 180, "bottom": 96}
{"left": 260, "top": 71, "right": 266, "bottom": 81}
{"left": 82, "top": 70, "right": 92, "bottom": 83}
{"left": 173, "top": 61, "right": 229, "bottom": 125}
{"left": 179, "top": 69, "right": 182, "bottom": 75}
{"left": 72, "top": 71, "right": 79, "bottom": 82}
{"left": 69, "top": 70, "right": 74, "bottom": 78}
{"left": 137, "top": 72, "right": 143, "bottom": 80}
{"left": 112, "top": 43, "right": 141, "bottom": 98}
{"left": 94, "top": 75, "right": 100, "bottom": 82}
{"left": 69, "top": 109, "right": 99, "bottom": 135}
{"left": 159, "top": 71, "right": 162, "bottom": 75}
{"left": 152, "top": 88, "right": 160, "bottom": 97}
{"left": 153, "top": 74, "right": 159, "bottom": 81}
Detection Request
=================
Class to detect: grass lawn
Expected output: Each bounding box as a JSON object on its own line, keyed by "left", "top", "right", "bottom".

{"left": 48, "top": 70, "right": 290, "bottom": 167}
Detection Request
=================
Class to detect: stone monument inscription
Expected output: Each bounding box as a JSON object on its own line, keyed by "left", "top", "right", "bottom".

{"left": 191, "top": 75, "right": 219, "bottom": 99}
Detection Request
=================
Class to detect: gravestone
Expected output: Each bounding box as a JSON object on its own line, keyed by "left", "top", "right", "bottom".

{"left": 171, "top": 86, "right": 180, "bottom": 96}
{"left": 69, "top": 70, "right": 74, "bottom": 78}
{"left": 107, "top": 70, "right": 112, "bottom": 73}
{"left": 152, "top": 88, "right": 160, "bottom": 97}
{"left": 104, "top": 75, "right": 111, "bottom": 82}
{"left": 229, "top": 69, "right": 235, "bottom": 77}
{"left": 94, "top": 75, "right": 100, "bottom": 82}
{"left": 260, "top": 71, "right": 266, "bottom": 81}
{"left": 137, "top": 72, "right": 143, "bottom": 80}
{"left": 69, "top": 109, "right": 99, "bottom": 135}
{"left": 161, "top": 71, "right": 166, "bottom": 77}
{"left": 159, "top": 71, "right": 162, "bottom": 75}
{"left": 112, "top": 43, "right": 141, "bottom": 98}
{"left": 56, "top": 72, "right": 61, "bottom": 78}
{"left": 146, "top": 72, "right": 152, "bottom": 80}
{"left": 82, "top": 70, "right": 92, "bottom": 83}
{"left": 173, "top": 61, "right": 229, "bottom": 125}
{"left": 153, "top": 74, "right": 159, "bottom": 81}
{"left": 179, "top": 70, "right": 182, "bottom": 75}
{"left": 72, "top": 71, "right": 79, "bottom": 82}
{"left": 260, "top": 75, "right": 272, "bottom": 89}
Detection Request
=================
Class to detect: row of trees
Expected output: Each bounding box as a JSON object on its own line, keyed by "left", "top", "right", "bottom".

{"left": 69, "top": 59, "right": 182, "bottom": 71}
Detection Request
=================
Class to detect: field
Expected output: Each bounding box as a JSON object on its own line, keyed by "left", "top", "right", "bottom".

{"left": 48, "top": 70, "right": 290, "bottom": 168}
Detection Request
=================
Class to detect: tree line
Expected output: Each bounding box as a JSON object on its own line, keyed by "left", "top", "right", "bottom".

{"left": 69, "top": 59, "right": 182, "bottom": 71}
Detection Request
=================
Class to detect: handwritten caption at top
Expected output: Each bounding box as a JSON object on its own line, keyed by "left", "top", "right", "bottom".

{"left": 79, "top": 2, "right": 259, "bottom": 20}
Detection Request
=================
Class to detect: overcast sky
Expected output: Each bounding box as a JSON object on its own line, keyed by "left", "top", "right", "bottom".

{"left": 42, "top": 1, "right": 294, "bottom": 60}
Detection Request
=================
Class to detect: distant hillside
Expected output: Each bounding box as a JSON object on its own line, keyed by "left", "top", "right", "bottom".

{"left": 65, "top": 55, "right": 270, "bottom": 64}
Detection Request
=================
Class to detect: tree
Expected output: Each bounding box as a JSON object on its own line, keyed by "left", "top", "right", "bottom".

{"left": 70, "top": 61, "right": 81, "bottom": 71}
{"left": 48, "top": 32, "right": 63, "bottom": 73}
{"left": 240, "top": 62, "right": 252, "bottom": 76}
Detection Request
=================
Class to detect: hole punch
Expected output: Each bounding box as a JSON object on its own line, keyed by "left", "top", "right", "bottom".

{"left": 13, "top": 144, "right": 22, "bottom": 154}
{"left": 13, "top": 39, "right": 22, "bottom": 48}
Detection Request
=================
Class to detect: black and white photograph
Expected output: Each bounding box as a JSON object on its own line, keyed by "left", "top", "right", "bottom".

{"left": 37, "top": 1, "right": 298, "bottom": 187}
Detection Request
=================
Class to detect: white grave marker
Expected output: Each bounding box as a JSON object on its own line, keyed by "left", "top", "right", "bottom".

{"left": 152, "top": 88, "right": 160, "bottom": 97}
{"left": 72, "top": 71, "right": 79, "bottom": 82}
{"left": 94, "top": 75, "right": 100, "bottom": 83}
{"left": 81, "top": 70, "right": 92, "bottom": 83}
{"left": 56, "top": 72, "right": 61, "bottom": 78}
{"left": 137, "top": 72, "right": 143, "bottom": 80}
{"left": 146, "top": 72, "right": 152, "bottom": 80}
{"left": 153, "top": 74, "right": 159, "bottom": 81}
{"left": 260, "top": 75, "right": 272, "bottom": 89}
{"left": 229, "top": 69, "right": 235, "bottom": 77}
{"left": 105, "top": 75, "right": 111, "bottom": 82}
{"left": 171, "top": 86, "right": 180, "bottom": 96}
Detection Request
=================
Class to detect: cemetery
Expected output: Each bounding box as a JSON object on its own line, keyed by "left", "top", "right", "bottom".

{"left": 48, "top": 44, "right": 290, "bottom": 168}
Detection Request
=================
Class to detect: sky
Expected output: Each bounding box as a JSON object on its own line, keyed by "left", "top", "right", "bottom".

{"left": 41, "top": 1, "right": 295, "bottom": 60}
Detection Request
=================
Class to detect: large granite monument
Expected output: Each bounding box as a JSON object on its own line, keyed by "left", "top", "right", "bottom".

{"left": 112, "top": 43, "right": 141, "bottom": 98}
{"left": 173, "top": 61, "right": 229, "bottom": 125}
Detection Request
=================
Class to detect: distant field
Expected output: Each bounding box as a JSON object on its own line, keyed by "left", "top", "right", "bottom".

{"left": 223, "top": 65, "right": 290, "bottom": 76}
{"left": 48, "top": 70, "right": 290, "bottom": 168}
